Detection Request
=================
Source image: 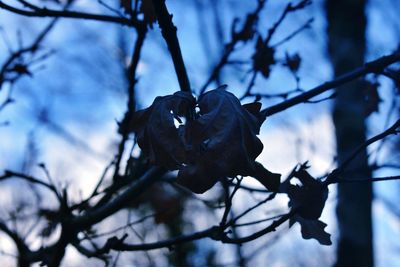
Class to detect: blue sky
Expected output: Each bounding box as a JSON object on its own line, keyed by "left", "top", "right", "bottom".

{"left": 0, "top": 0, "right": 399, "bottom": 266}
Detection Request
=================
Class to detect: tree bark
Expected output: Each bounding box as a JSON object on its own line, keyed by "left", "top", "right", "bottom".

{"left": 325, "top": 0, "right": 374, "bottom": 266}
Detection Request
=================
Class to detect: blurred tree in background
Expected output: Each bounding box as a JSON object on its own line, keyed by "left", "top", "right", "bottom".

{"left": 0, "top": 0, "right": 399, "bottom": 266}
{"left": 326, "top": 0, "right": 373, "bottom": 266}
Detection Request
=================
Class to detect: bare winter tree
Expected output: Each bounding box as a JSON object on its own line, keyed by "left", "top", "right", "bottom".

{"left": 0, "top": 0, "right": 399, "bottom": 266}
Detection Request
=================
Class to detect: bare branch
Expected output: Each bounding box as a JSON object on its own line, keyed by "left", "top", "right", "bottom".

{"left": 71, "top": 167, "right": 165, "bottom": 229}
{"left": 100, "top": 226, "right": 218, "bottom": 252}
{"left": 199, "top": 0, "right": 267, "bottom": 94}
{"left": 0, "top": 1, "right": 142, "bottom": 27}
{"left": 335, "top": 175, "right": 400, "bottom": 183}
{"left": 262, "top": 52, "right": 400, "bottom": 117}
{"left": 218, "top": 211, "right": 294, "bottom": 244}
{"left": 152, "top": 0, "right": 191, "bottom": 92}
{"left": 0, "top": 170, "right": 60, "bottom": 197}
{"left": 326, "top": 119, "right": 400, "bottom": 184}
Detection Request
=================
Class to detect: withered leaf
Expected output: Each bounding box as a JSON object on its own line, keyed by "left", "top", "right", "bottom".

{"left": 290, "top": 215, "right": 332, "bottom": 245}
{"left": 284, "top": 52, "right": 301, "bottom": 73}
{"left": 363, "top": 80, "right": 382, "bottom": 116}
{"left": 283, "top": 164, "right": 331, "bottom": 245}
{"left": 252, "top": 36, "right": 275, "bottom": 78}
{"left": 284, "top": 165, "right": 328, "bottom": 220}
{"left": 131, "top": 87, "right": 279, "bottom": 194}
{"left": 130, "top": 91, "right": 195, "bottom": 169}
{"left": 177, "top": 88, "right": 268, "bottom": 193}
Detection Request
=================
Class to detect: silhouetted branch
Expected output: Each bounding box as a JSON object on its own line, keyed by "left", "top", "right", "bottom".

{"left": 272, "top": 17, "right": 313, "bottom": 47}
{"left": 239, "top": 0, "right": 312, "bottom": 99}
{"left": 0, "top": 170, "right": 60, "bottom": 198}
{"left": 340, "top": 119, "right": 399, "bottom": 170}
{"left": 227, "top": 193, "right": 277, "bottom": 227}
{"left": 71, "top": 167, "right": 164, "bottom": 229}
{"left": 264, "top": 0, "right": 311, "bottom": 44}
{"left": 199, "top": 0, "right": 266, "bottom": 94}
{"left": 0, "top": 1, "right": 142, "bottom": 27}
{"left": 262, "top": 52, "right": 400, "bottom": 117}
{"left": 92, "top": 211, "right": 293, "bottom": 252}
{"left": 114, "top": 26, "right": 148, "bottom": 179}
{"left": 218, "top": 211, "right": 294, "bottom": 244}
{"left": 0, "top": 221, "right": 31, "bottom": 267}
{"left": 326, "top": 119, "right": 400, "bottom": 184}
{"left": 99, "top": 226, "right": 218, "bottom": 251}
{"left": 0, "top": 18, "right": 58, "bottom": 87}
{"left": 152, "top": 0, "right": 191, "bottom": 92}
{"left": 335, "top": 175, "right": 400, "bottom": 183}
{"left": 231, "top": 213, "right": 287, "bottom": 228}
{"left": 83, "top": 213, "right": 156, "bottom": 239}
{"left": 220, "top": 177, "right": 242, "bottom": 227}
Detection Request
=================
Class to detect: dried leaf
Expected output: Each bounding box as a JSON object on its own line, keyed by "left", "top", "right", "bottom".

{"left": 130, "top": 91, "right": 195, "bottom": 169}
{"left": 283, "top": 164, "right": 331, "bottom": 245}
{"left": 285, "top": 165, "right": 328, "bottom": 220}
{"left": 290, "top": 215, "right": 332, "bottom": 245}
{"left": 252, "top": 36, "right": 275, "bottom": 78}
{"left": 284, "top": 52, "right": 301, "bottom": 73}
{"left": 131, "top": 87, "right": 278, "bottom": 194}
{"left": 177, "top": 88, "right": 267, "bottom": 193}
{"left": 363, "top": 80, "right": 382, "bottom": 116}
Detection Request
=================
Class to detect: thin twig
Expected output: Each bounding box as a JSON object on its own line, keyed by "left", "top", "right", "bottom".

{"left": 262, "top": 52, "right": 400, "bottom": 117}
{"left": 71, "top": 167, "right": 165, "bottom": 229}
{"left": 0, "top": 1, "right": 141, "bottom": 27}
{"left": 335, "top": 175, "right": 400, "bottom": 183}
{"left": 199, "top": 0, "right": 267, "bottom": 94}
{"left": 272, "top": 18, "right": 313, "bottom": 47}
{"left": 0, "top": 170, "right": 59, "bottom": 197}
{"left": 325, "top": 119, "right": 400, "bottom": 184}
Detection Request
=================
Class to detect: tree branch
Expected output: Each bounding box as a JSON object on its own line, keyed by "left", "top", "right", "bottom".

{"left": 114, "top": 26, "right": 148, "bottom": 179}
{"left": 0, "top": 221, "right": 31, "bottom": 266}
{"left": 335, "top": 175, "right": 400, "bottom": 183}
{"left": 0, "top": 1, "right": 142, "bottom": 27}
{"left": 152, "top": 0, "right": 191, "bottom": 92}
{"left": 262, "top": 52, "right": 400, "bottom": 117}
{"left": 71, "top": 167, "right": 165, "bottom": 229}
{"left": 0, "top": 170, "right": 60, "bottom": 198}
{"left": 0, "top": 18, "right": 58, "bottom": 88}
{"left": 326, "top": 119, "right": 400, "bottom": 184}
{"left": 219, "top": 211, "right": 294, "bottom": 244}
{"left": 199, "top": 0, "right": 266, "bottom": 94}
{"left": 102, "top": 226, "right": 218, "bottom": 252}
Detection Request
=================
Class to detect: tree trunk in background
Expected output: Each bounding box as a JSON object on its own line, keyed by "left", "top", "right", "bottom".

{"left": 325, "top": 0, "right": 374, "bottom": 266}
